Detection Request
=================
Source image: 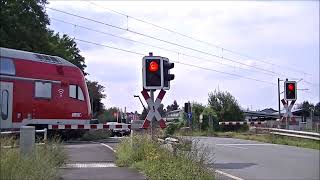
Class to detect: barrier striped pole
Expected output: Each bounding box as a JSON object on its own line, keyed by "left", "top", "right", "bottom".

{"left": 219, "top": 121, "right": 266, "bottom": 125}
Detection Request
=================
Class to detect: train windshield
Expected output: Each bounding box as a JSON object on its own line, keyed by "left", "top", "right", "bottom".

{"left": 0, "top": 57, "right": 16, "bottom": 76}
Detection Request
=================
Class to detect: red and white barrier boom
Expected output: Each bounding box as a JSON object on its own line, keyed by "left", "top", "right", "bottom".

{"left": 141, "top": 89, "right": 167, "bottom": 129}
{"left": 48, "top": 124, "right": 131, "bottom": 130}
{"left": 219, "top": 121, "right": 266, "bottom": 125}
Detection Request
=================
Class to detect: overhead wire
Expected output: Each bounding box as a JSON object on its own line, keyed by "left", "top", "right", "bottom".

{"left": 51, "top": 17, "right": 279, "bottom": 77}
{"left": 47, "top": 6, "right": 317, "bottom": 88}
{"left": 87, "top": 1, "right": 312, "bottom": 76}
{"left": 47, "top": 7, "right": 295, "bottom": 79}
{"left": 75, "top": 38, "right": 277, "bottom": 85}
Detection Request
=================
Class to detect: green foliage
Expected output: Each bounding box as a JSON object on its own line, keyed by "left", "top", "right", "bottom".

{"left": 116, "top": 135, "right": 214, "bottom": 180}
{"left": 166, "top": 100, "right": 179, "bottom": 112}
{"left": 297, "top": 101, "right": 315, "bottom": 117}
{"left": 87, "top": 80, "right": 106, "bottom": 118}
{"left": 46, "top": 32, "right": 87, "bottom": 74}
{"left": 165, "top": 123, "right": 180, "bottom": 136}
{"left": 315, "top": 102, "right": 320, "bottom": 116}
{"left": 0, "top": 0, "right": 49, "bottom": 51}
{"left": 140, "top": 108, "right": 148, "bottom": 120}
{"left": 190, "top": 102, "right": 205, "bottom": 129}
{"left": 201, "top": 107, "right": 218, "bottom": 131}
{"left": 98, "top": 107, "right": 120, "bottom": 123}
{"left": 0, "top": 138, "right": 65, "bottom": 180}
{"left": 208, "top": 90, "right": 244, "bottom": 131}
{"left": 1, "top": 0, "right": 87, "bottom": 74}
{"left": 208, "top": 90, "right": 244, "bottom": 122}
{"left": 158, "top": 103, "right": 166, "bottom": 116}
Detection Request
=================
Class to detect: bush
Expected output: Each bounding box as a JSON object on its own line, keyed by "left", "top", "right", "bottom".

{"left": 165, "top": 123, "right": 180, "bottom": 136}
{"left": 0, "top": 137, "right": 65, "bottom": 180}
{"left": 116, "top": 135, "right": 214, "bottom": 180}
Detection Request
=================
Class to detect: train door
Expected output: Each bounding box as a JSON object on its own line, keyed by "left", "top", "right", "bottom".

{"left": 0, "top": 82, "right": 13, "bottom": 129}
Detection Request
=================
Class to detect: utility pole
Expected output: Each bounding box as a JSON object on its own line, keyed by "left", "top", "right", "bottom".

{"left": 278, "top": 78, "right": 281, "bottom": 120}
{"left": 150, "top": 90, "right": 155, "bottom": 140}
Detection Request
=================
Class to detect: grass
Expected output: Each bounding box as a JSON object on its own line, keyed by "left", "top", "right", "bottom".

{"left": 0, "top": 136, "right": 66, "bottom": 180}
{"left": 234, "top": 133, "right": 320, "bottom": 150}
{"left": 115, "top": 135, "right": 214, "bottom": 180}
{"left": 177, "top": 130, "right": 320, "bottom": 150}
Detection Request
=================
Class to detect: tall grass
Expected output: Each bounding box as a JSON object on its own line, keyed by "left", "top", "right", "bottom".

{"left": 116, "top": 135, "right": 214, "bottom": 180}
{"left": 0, "top": 137, "right": 65, "bottom": 180}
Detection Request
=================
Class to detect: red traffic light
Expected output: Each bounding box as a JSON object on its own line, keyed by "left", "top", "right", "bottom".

{"left": 288, "top": 83, "right": 294, "bottom": 91}
{"left": 149, "top": 61, "right": 159, "bottom": 72}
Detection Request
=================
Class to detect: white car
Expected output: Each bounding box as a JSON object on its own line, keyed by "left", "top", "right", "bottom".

{"left": 106, "top": 122, "right": 131, "bottom": 136}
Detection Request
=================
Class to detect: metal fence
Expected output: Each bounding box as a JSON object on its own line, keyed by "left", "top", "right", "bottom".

{"left": 253, "top": 127, "right": 320, "bottom": 141}
{"left": 1, "top": 127, "right": 47, "bottom": 150}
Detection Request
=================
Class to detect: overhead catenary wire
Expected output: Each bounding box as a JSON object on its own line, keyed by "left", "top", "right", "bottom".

{"left": 51, "top": 17, "right": 279, "bottom": 77}
{"left": 47, "top": 6, "right": 317, "bottom": 88}
{"left": 75, "top": 38, "right": 276, "bottom": 86}
{"left": 87, "top": 1, "right": 312, "bottom": 76}
{"left": 47, "top": 7, "right": 296, "bottom": 80}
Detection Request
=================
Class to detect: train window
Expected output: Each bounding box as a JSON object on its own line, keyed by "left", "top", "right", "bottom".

{"left": 0, "top": 57, "right": 16, "bottom": 76}
{"left": 69, "top": 85, "right": 77, "bottom": 99}
{"left": 35, "top": 81, "right": 52, "bottom": 99}
{"left": 69, "top": 85, "right": 85, "bottom": 101}
{"left": 1, "top": 90, "right": 9, "bottom": 120}
{"left": 78, "top": 86, "right": 84, "bottom": 101}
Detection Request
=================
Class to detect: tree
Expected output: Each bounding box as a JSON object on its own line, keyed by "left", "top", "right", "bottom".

{"left": 1, "top": 0, "right": 50, "bottom": 51}
{"left": 166, "top": 100, "right": 179, "bottom": 112}
{"left": 190, "top": 102, "right": 205, "bottom": 129}
{"left": 158, "top": 104, "right": 166, "bottom": 117}
{"left": 140, "top": 108, "right": 148, "bottom": 120}
{"left": 86, "top": 80, "right": 106, "bottom": 118}
{"left": 202, "top": 107, "right": 218, "bottom": 131}
{"left": 46, "top": 32, "right": 87, "bottom": 74}
{"left": 97, "top": 107, "right": 119, "bottom": 123}
{"left": 297, "top": 101, "right": 314, "bottom": 117}
{"left": 315, "top": 102, "right": 320, "bottom": 116}
{"left": 1, "top": 0, "right": 87, "bottom": 74}
{"left": 208, "top": 90, "right": 244, "bottom": 122}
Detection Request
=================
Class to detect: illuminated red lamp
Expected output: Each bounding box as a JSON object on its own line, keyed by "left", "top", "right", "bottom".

{"left": 288, "top": 84, "right": 294, "bottom": 91}
{"left": 149, "top": 61, "right": 159, "bottom": 72}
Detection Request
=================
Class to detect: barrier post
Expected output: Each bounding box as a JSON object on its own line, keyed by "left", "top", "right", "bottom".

{"left": 20, "top": 126, "right": 35, "bottom": 156}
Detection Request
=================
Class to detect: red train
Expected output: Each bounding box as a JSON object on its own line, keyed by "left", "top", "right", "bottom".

{"left": 0, "top": 47, "right": 93, "bottom": 130}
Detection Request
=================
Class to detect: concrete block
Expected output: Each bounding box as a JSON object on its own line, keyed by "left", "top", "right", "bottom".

{"left": 20, "top": 126, "right": 35, "bottom": 156}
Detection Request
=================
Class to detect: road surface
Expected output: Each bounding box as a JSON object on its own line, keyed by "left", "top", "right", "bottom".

{"left": 60, "top": 139, "right": 146, "bottom": 180}
{"left": 194, "top": 136, "right": 320, "bottom": 180}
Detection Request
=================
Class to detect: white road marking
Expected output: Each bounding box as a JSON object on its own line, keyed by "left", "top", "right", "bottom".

{"left": 62, "top": 162, "right": 117, "bottom": 168}
{"left": 216, "top": 170, "right": 244, "bottom": 180}
{"left": 100, "top": 143, "right": 117, "bottom": 153}
{"left": 98, "top": 140, "right": 244, "bottom": 180}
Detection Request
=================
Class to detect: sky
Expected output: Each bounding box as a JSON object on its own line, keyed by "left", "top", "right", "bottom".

{"left": 46, "top": 1, "right": 319, "bottom": 113}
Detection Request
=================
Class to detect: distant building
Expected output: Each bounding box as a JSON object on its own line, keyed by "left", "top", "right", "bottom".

{"left": 125, "top": 112, "right": 140, "bottom": 123}
{"left": 261, "top": 108, "right": 278, "bottom": 114}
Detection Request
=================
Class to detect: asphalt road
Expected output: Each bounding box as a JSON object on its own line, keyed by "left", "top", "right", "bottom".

{"left": 193, "top": 136, "right": 320, "bottom": 180}
{"left": 60, "top": 139, "right": 146, "bottom": 180}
